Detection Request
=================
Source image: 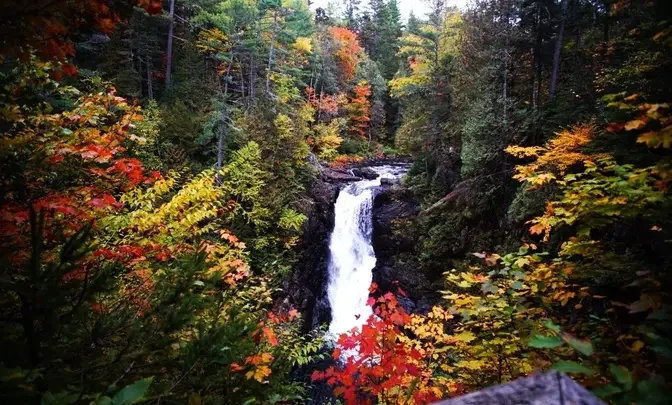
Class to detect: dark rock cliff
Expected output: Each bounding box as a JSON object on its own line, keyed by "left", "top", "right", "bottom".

{"left": 371, "top": 184, "right": 442, "bottom": 313}
{"left": 281, "top": 175, "right": 338, "bottom": 332}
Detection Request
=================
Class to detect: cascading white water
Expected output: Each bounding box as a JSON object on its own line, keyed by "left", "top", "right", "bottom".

{"left": 326, "top": 166, "right": 407, "bottom": 338}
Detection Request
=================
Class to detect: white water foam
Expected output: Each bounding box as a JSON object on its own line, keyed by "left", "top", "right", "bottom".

{"left": 326, "top": 165, "right": 407, "bottom": 339}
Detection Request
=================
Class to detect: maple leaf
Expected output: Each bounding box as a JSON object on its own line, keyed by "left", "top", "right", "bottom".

{"left": 262, "top": 327, "right": 278, "bottom": 346}
{"left": 310, "top": 370, "right": 323, "bottom": 382}
{"left": 246, "top": 365, "right": 272, "bottom": 383}
{"left": 61, "top": 63, "right": 78, "bottom": 76}
{"left": 332, "top": 348, "right": 342, "bottom": 360}
{"left": 624, "top": 119, "right": 646, "bottom": 131}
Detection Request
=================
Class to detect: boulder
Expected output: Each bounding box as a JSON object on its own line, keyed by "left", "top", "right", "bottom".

{"left": 352, "top": 167, "right": 378, "bottom": 180}
{"left": 321, "top": 167, "right": 361, "bottom": 183}
{"left": 380, "top": 177, "right": 399, "bottom": 186}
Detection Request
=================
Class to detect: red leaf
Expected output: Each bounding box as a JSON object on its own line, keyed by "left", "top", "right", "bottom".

{"left": 262, "top": 327, "right": 278, "bottom": 346}
{"left": 606, "top": 122, "right": 624, "bottom": 133}
{"left": 310, "top": 370, "right": 323, "bottom": 382}
{"left": 332, "top": 348, "right": 342, "bottom": 360}
{"left": 61, "top": 63, "right": 78, "bottom": 77}
{"left": 50, "top": 70, "right": 63, "bottom": 81}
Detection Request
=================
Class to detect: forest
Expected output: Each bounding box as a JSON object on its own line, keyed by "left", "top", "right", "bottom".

{"left": 0, "top": 0, "right": 670, "bottom": 404}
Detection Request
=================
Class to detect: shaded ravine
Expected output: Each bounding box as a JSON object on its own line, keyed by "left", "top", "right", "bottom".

{"left": 326, "top": 166, "right": 408, "bottom": 338}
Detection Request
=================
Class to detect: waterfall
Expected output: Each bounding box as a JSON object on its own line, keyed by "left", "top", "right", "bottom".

{"left": 326, "top": 166, "right": 407, "bottom": 338}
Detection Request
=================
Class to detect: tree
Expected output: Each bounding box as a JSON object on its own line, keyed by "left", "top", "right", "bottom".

{"left": 549, "top": 0, "right": 569, "bottom": 100}
{"left": 165, "top": 0, "right": 176, "bottom": 88}
{"left": 343, "top": 0, "right": 361, "bottom": 30}
{"left": 0, "top": 0, "right": 163, "bottom": 63}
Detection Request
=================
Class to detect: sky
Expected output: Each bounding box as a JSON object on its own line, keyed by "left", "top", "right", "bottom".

{"left": 309, "top": 0, "right": 470, "bottom": 22}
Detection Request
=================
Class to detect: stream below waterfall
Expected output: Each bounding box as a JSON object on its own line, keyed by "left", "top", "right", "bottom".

{"left": 326, "top": 166, "right": 408, "bottom": 338}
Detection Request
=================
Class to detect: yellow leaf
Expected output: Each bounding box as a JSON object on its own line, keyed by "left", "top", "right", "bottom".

{"left": 246, "top": 365, "right": 272, "bottom": 383}
{"left": 188, "top": 394, "right": 202, "bottom": 405}
{"left": 632, "top": 340, "right": 645, "bottom": 352}
{"left": 624, "top": 120, "right": 646, "bottom": 131}
{"left": 293, "top": 37, "right": 313, "bottom": 53}
{"left": 454, "top": 331, "right": 476, "bottom": 343}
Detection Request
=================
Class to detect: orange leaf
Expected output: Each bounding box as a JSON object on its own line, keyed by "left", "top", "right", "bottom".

{"left": 332, "top": 348, "right": 342, "bottom": 360}
{"left": 262, "top": 327, "right": 278, "bottom": 346}
{"left": 624, "top": 119, "right": 646, "bottom": 131}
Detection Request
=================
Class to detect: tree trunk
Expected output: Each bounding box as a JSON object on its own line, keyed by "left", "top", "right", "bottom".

{"left": 532, "top": 2, "right": 542, "bottom": 109}
{"left": 223, "top": 51, "right": 234, "bottom": 97}
{"left": 503, "top": 0, "right": 511, "bottom": 124}
{"left": 216, "top": 114, "right": 226, "bottom": 185}
{"left": 603, "top": 1, "right": 610, "bottom": 43}
{"left": 266, "top": 9, "right": 278, "bottom": 93}
{"left": 317, "top": 90, "right": 324, "bottom": 122}
{"left": 549, "top": 0, "right": 569, "bottom": 100}
{"left": 249, "top": 53, "right": 255, "bottom": 105}
{"left": 165, "top": 0, "right": 175, "bottom": 88}
{"left": 503, "top": 49, "right": 508, "bottom": 123}
{"left": 146, "top": 55, "right": 154, "bottom": 100}
{"left": 216, "top": 52, "right": 235, "bottom": 185}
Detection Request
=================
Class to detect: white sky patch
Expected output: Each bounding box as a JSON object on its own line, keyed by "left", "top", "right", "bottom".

{"left": 309, "top": 0, "right": 470, "bottom": 22}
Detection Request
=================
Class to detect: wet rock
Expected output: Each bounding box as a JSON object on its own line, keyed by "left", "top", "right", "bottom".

{"left": 281, "top": 175, "right": 337, "bottom": 331}
{"left": 371, "top": 186, "right": 442, "bottom": 313}
{"left": 351, "top": 167, "right": 378, "bottom": 180}
{"left": 380, "top": 177, "right": 399, "bottom": 186}
{"left": 321, "top": 167, "right": 361, "bottom": 183}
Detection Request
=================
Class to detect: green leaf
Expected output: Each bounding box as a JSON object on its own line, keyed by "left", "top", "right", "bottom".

{"left": 41, "top": 391, "right": 79, "bottom": 405}
{"left": 592, "top": 384, "right": 622, "bottom": 398}
{"left": 636, "top": 379, "right": 669, "bottom": 404}
{"left": 609, "top": 364, "right": 633, "bottom": 390}
{"left": 646, "top": 310, "right": 670, "bottom": 321}
{"left": 550, "top": 361, "right": 595, "bottom": 375}
{"left": 542, "top": 319, "right": 561, "bottom": 333}
{"left": 111, "top": 378, "right": 153, "bottom": 405}
{"left": 481, "top": 281, "right": 498, "bottom": 294}
{"left": 650, "top": 344, "right": 672, "bottom": 359}
{"left": 528, "top": 335, "right": 563, "bottom": 349}
{"left": 404, "top": 377, "right": 420, "bottom": 403}
{"left": 562, "top": 334, "right": 593, "bottom": 356}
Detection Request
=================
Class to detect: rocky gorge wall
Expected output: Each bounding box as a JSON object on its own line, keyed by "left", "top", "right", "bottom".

{"left": 281, "top": 159, "right": 444, "bottom": 332}
{"left": 371, "top": 183, "right": 443, "bottom": 314}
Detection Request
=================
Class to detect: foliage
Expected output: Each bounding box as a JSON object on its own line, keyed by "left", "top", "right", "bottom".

{"left": 346, "top": 81, "right": 372, "bottom": 139}
{"left": 328, "top": 27, "right": 362, "bottom": 83}
{"left": 0, "top": 0, "right": 162, "bottom": 63}
{"left": 313, "top": 284, "right": 458, "bottom": 405}
{"left": 0, "top": 59, "right": 322, "bottom": 404}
